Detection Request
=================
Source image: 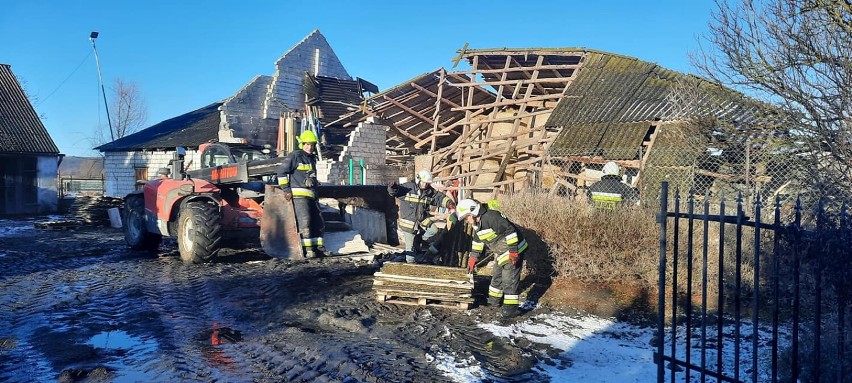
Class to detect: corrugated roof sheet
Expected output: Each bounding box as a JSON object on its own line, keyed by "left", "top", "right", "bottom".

{"left": 0, "top": 64, "right": 60, "bottom": 154}
{"left": 95, "top": 102, "right": 222, "bottom": 152}
{"left": 546, "top": 52, "right": 769, "bottom": 154}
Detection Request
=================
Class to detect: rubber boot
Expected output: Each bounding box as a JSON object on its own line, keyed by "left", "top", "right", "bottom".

{"left": 487, "top": 296, "right": 502, "bottom": 307}
{"left": 500, "top": 304, "right": 519, "bottom": 319}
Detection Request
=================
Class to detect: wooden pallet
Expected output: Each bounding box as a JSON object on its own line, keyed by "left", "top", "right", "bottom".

{"left": 376, "top": 293, "right": 471, "bottom": 310}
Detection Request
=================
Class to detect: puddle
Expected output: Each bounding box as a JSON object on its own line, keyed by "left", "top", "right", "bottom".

{"left": 86, "top": 330, "right": 159, "bottom": 382}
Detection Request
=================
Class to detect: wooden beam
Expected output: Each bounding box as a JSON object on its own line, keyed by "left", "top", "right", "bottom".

{"left": 383, "top": 96, "right": 442, "bottom": 129}
{"left": 452, "top": 64, "right": 582, "bottom": 75}
{"left": 450, "top": 93, "right": 566, "bottom": 111}
{"left": 410, "top": 82, "right": 462, "bottom": 109}
{"left": 493, "top": 146, "right": 516, "bottom": 184}
{"left": 446, "top": 77, "right": 574, "bottom": 88}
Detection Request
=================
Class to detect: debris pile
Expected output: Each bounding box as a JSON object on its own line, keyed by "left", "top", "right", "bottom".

{"left": 68, "top": 196, "right": 124, "bottom": 226}
{"left": 373, "top": 262, "right": 475, "bottom": 309}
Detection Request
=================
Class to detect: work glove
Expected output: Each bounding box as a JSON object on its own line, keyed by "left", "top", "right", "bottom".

{"left": 467, "top": 257, "right": 477, "bottom": 273}
{"left": 305, "top": 172, "right": 318, "bottom": 188}
{"left": 509, "top": 251, "right": 519, "bottom": 267}
{"left": 283, "top": 192, "right": 292, "bottom": 201}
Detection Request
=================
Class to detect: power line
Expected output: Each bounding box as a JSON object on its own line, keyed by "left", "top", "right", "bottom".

{"left": 34, "top": 50, "right": 93, "bottom": 107}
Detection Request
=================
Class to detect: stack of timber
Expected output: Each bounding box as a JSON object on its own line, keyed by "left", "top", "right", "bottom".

{"left": 68, "top": 196, "right": 124, "bottom": 226}
{"left": 373, "top": 262, "right": 475, "bottom": 309}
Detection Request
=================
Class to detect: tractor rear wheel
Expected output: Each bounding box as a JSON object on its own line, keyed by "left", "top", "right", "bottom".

{"left": 177, "top": 200, "right": 222, "bottom": 264}
{"left": 123, "top": 195, "right": 162, "bottom": 251}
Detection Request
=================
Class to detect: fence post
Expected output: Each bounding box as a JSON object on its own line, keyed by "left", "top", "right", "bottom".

{"left": 657, "top": 181, "right": 668, "bottom": 383}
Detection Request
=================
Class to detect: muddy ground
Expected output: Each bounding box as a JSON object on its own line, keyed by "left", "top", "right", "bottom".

{"left": 0, "top": 218, "right": 564, "bottom": 383}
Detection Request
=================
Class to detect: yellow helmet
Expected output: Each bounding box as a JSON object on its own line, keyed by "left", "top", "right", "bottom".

{"left": 298, "top": 130, "right": 318, "bottom": 144}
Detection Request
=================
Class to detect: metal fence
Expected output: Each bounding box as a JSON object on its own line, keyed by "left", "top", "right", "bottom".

{"left": 655, "top": 181, "right": 851, "bottom": 382}
{"left": 58, "top": 176, "right": 105, "bottom": 196}
{"left": 539, "top": 145, "right": 823, "bottom": 216}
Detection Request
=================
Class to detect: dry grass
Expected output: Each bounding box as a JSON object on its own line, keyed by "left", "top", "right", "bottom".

{"left": 499, "top": 191, "right": 660, "bottom": 286}
{"left": 497, "top": 191, "right": 766, "bottom": 310}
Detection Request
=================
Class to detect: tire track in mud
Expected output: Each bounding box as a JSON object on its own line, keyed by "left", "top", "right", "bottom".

{"left": 2, "top": 222, "right": 553, "bottom": 382}
{"left": 132, "top": 257, "right": 259, "bottom": 382}
{"left": 0, "top": 258, "right": 158, "bottom": 382}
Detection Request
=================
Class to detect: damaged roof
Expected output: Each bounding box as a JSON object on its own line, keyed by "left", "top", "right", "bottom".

{"left": 96, "top": 102, "right": 222, "bottom": 152}
{"left": 353, "top": 69, "right": 497, "bottom": 153}
{"left": 546, "top": 51, "right": 770, "bottom": 155}
{"left": 304, "top": 73, "right": 367, "bottom": 158}
{"left": 0, "top": 64, "right": 60, "bottom": 154}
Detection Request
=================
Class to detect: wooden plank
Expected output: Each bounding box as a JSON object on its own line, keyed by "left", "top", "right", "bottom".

{"left": 373, "top": 272, "right": 473, "bottom": 285}
{"left": 374, "top": 289, "right": 473, "bottom": 299}
{"left": 376, "top": 291, "right": 474, "bottom": 304}
{"left": 376, "top": 295, "right": 471, "bottom": 310}
{"left": 446, "top": 77, "right": 574, "bottom": 88}
{"left": 410, "top": 82, "right": 462, "bottom": 109}
{"left": 453, "top": 63, "right": 582, "bottom": 75}
{"left": 383, "top": 95, "right": 441, "bottom": 128}
{"left": 373, "top": 278, "right": 474, "bottom": 290}
{"left": 450, "top": 93, "right": 565, "bottom": 112}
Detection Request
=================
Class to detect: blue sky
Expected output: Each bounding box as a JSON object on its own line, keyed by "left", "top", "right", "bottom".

{"left": 1, "top": 0, "right": 716, "bottom": 157}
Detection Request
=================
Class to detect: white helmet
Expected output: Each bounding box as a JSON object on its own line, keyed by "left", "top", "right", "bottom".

{"left": 456, "top": 199, "right": 481, "bottom": 220}
{"left": 602, "top": 161, "right": 620, "bottom": 176}
{"left": 416, "top": 169, "right": 433, "bottom": 183}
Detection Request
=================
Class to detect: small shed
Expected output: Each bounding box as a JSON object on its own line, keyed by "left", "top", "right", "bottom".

{"left": 0, "top": 64, "right": 61, "bottom": 215}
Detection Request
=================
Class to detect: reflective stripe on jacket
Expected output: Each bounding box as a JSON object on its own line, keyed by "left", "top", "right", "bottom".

{"left": 276, "top": 149, "right": 318, "bottom": 199}
{"left": 388, "top": 181, "right": 453, "bottom": 234}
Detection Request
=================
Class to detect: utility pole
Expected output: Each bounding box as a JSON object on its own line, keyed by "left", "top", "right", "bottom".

{"left": 89, "top": 31, "right": 114, "bottom": 141}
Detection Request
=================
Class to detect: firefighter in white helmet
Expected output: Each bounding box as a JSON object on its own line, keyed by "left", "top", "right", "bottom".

{"left": 456, "top": 198, "right": 527, "bottom": 318}
{"left": 388, "top": 170, "right": 455, "bottom": 263}
{"left": 587, "top": 161, "right": 639, "bottom": 210}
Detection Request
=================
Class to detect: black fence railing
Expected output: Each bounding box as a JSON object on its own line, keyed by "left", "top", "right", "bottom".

{"left": 655, "top": 181, "right": 850, "bottom": 383}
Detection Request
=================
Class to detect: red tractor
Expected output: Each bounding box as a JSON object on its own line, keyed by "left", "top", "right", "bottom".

{"left": 122, "top": 143, "right": 301, "bottom": 264}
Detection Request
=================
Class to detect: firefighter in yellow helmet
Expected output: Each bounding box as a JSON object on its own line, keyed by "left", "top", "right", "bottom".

{"left": 276, "top": 130, "right": 325, "bottom": 258}
{"left": 457, "top": 198, "right": 527, "bottom": 319}
{"left": 387, "top": 169, "right": 455, "bottom": 263}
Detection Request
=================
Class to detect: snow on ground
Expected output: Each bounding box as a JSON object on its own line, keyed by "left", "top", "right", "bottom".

{"left": 436, "top": 309, "right": 788, "bottom": 382}
{"left": 0, "top": 218, "right": 34, "bottom": 239}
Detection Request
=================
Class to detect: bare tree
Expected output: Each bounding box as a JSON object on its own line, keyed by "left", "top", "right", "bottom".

{"left": 91, "top": 78, "right": 148, "bottom": 146}
{"left": 692, "top": 0, "right": 852, "bottom": 198}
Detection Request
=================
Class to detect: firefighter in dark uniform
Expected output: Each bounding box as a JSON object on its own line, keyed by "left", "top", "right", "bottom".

{"left": 587, "top": 161, "right": 639, "bottom": 209}
{"left": 388, "top": 170, "right": 455, "bottom": 263}
{"left": 457, "top": 198, "right": 527, "bottom": 318}
{"left": 277, "top": 130, "right": 325, "bottom": 258}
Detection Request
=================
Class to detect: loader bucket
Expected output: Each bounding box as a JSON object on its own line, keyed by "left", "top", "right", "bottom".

{"left": 260, "top": 185, "right": 304, "bottom": 259}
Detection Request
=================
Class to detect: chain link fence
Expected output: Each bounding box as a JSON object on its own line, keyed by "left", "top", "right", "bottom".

{"left": 537, "top": 145, "right": 836, "bottom": 221}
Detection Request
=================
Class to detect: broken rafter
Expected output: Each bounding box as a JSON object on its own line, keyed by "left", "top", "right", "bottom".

{"left": 446, "top": 77, "right": 574, "bottom": 88}
{"left": 449, "top": 89, "right": 566, "bottom": 112}
{"left": 383, "top": 96, "right": 444, "bottom": 130}
{"left": 453, "top": 63, "right": 581, "bottom": 75}
{"left": 410, "top": 82, "right": 462, "bottom": 109}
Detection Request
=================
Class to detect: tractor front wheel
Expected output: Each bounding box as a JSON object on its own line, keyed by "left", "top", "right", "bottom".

{"left": 123, "top": 195, "right": 162, "bottom": 252}
{"left": 177, "top": 200, "right": 222, "bottom": 264}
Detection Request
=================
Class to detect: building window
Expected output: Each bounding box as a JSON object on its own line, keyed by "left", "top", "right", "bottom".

{"left": 134, "top": 168, "right": 148, "bottom": 190}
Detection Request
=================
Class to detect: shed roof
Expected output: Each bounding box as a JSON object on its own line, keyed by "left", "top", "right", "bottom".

{"left": 547, "top": 52, "right": 770, "bottom": 155}
{"left": 0, "top": 64, "right": 60, "bottom": 154}
{"left": 95, "top": 102, "right": 222, "bottom": 152}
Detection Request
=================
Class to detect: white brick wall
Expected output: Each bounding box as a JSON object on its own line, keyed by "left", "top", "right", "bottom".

{"left": 335, "top": 122, "right": 388, "bottom": 185}
{"left": 220, "top": 30, "right": 351, "bottom": 149}
{"left": 103, "top": 149, "right": 202, "bottom": 197}
{"left": 263, "top": 30, "right": 351, "bottom": 119}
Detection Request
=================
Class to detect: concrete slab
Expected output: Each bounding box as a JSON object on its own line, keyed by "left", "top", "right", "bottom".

{"left": 324, "top": 229, "right": 369, "bottom": 255}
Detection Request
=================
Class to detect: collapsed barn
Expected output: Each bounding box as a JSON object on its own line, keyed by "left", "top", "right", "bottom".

{"left": 342, "top": 47, "right": 791, "bottom": 206}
